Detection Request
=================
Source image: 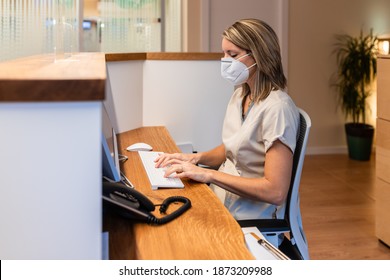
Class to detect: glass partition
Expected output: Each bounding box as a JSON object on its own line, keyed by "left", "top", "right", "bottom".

{"left": 0, "top": 0, "right": 78, "bottom": 62}
{"left": 86, "top": 0, "right": 181, "bottom": 53}
{"left": 0, "top": 0, "right": 182, "bottom": 62}
{"left": 98, "top": 0, "right": 162, "bottom": 52}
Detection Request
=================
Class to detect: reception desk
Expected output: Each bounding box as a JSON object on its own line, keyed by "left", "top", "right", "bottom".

{"left": 0, "top": 52, "right": 251, "bottom": 260}
{"left": 104, "top": 126, "right": 254, "bottom": 260}
{"left": 0, "top": 53, "right": 105, "bottom": 259}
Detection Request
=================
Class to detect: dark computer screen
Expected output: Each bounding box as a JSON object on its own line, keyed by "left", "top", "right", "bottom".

{"left": 102, "top": 104, "right": 121, "bottom": 182}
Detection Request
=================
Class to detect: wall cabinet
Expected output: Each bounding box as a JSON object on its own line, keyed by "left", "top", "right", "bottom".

{"left": 376, "top": 56, "right": 390, "bottom": 246}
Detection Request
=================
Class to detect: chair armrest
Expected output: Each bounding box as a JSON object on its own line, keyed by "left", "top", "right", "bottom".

{"left": 237, "top": 219, "right": 290, "bottom": 233}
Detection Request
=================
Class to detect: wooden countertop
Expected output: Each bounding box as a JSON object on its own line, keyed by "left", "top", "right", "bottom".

{"left": 105, "top": 52, "right": 223, "bottom": 62}
{"left": 0, "top": 52, "right": 106, "bottom": 102}
{"left": 0, "top": 52, "right": 221, "bottom": 102}
{"left": 104, "top": 126, "right": 254, "bottom": 260}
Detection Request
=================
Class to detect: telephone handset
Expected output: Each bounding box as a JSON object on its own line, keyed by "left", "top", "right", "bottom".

{"left": 102, "top": 181, "right": 191, "bottom": 225}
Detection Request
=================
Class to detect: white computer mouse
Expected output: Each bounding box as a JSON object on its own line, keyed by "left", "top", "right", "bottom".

{"left": 126, "top": 142, "right": 153, "bottom": 152}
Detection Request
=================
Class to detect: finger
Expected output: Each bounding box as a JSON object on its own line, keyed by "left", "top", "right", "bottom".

{"left": 165, "top": 159, "right": 185, "bottom": 166}
{"left": 176, "top": 164, "right": 183, "bottom": 173}
{"left": 155, "top": 153, "right": 170, "bottom": 167}
{"left": 154, "top": 156, "right": 165, "bottom": 167}
{"left": 163, "top": 165, "right": 176, "bottom": 178}
{"left": 172, "top": 172, "right": 186, "bottom": 178}
{"left": 164, "top": 164, "right": 183, "bottom": 177}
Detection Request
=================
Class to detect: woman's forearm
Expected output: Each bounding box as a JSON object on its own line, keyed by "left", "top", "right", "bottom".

{"left": 197, "top": 144, "right": 226, "bottom": 168}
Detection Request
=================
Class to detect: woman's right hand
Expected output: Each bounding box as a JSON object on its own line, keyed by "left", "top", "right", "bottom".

{"left": 154, "top": 152, "right": 199, "bottom": 168}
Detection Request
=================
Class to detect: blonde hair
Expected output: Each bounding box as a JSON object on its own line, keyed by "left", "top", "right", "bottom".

{"left": 222, "top": 19, "right": 287, "bottom": 102}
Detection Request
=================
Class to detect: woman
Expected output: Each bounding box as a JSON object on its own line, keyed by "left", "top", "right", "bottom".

{"left": 155, "top": 18, "right": 299, "bottom": 223}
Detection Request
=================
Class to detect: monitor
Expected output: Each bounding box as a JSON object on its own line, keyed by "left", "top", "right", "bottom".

{"left": 102, "top": 105, "right": 121, "bottom": 182}
{"left": 83, "top": 20, "right": 92, "bottom": 30}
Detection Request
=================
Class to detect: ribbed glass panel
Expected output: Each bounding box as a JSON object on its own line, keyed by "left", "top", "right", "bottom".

{"left": 0, "top": 0, "right": 181, "bottom": 61}
{"left": 53, "top": 0, "right": 79, "bottom": 59}
{"left": 165, "top": 0, "right": 181, "bottom": 51}
{"left": 0, "top": 0, "right": 79, "bottom": 62}
{"left": 99, "top": 0, "right": 160, "bottom": 52}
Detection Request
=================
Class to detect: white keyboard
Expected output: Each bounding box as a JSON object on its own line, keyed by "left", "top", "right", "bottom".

{"left": 138, "top": 151, "right": 184, "bottom": 190}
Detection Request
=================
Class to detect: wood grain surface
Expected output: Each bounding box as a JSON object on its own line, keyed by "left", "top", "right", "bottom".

{"left": 0, "top": 52, "right": 105, "bottom": 102}
{"left": 104, "top": 126, "right": 253, "bottom": 260}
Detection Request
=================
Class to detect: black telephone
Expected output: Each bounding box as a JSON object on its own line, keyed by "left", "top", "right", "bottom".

{"left": 102, "top": 181, "right": 191, "bottom": 225}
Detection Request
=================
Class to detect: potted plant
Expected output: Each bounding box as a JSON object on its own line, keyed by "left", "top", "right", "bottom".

{"left": 333, "top": 29, "right": 378, "bottom": 161}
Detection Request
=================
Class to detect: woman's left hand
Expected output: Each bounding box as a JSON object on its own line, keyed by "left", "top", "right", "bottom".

{"left": 163, "top": 159, "right": 212, "bottom": 184}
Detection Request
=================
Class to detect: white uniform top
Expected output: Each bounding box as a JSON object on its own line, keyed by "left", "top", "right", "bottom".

{"left": 210, "top": 87, "right": 300, "bottom": 220}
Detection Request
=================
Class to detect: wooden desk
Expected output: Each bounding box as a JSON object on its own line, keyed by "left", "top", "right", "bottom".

{"left": 104, "top": 126, "right": 254, "bottom": 260}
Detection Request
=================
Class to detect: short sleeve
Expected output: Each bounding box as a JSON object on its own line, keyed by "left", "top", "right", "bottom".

{"left": 262, "top": 101, "right": 299, "bottom": 153}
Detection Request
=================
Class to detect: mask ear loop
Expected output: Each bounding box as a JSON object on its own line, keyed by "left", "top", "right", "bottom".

{"left": 237, "top": 52, "right": 251, "bottom": 61}
{"left": 246, "top": 63, "right": 257, "bottom": 70}
{"left": 237, "top": 53, "right": 256, "bottom": 70}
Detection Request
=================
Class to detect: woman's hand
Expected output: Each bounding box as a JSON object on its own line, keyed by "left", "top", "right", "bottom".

{"left": 162, "top": 159, "right": 212, "bottom": 184}
{"left": 154, "top": 152, "right": 199, "bottom": 168}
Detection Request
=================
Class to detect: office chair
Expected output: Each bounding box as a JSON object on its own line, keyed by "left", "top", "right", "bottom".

{"left": 238, "top": 108, "right": 311, "bottom": 260}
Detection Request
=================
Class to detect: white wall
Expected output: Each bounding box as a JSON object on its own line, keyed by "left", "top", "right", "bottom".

{"left": 206, "top": 0, "right": 288, "bottom": 74}
{"left": 105, "top": 61, "right": 143, "bottom": 133}
{"left": 289, "top": 0, "right": 390, "bottom": 154}
{"left": 106, "top": 59, "right": 233, "bottom": 152}
{"left": 143, "top": 60, "right": 232, "bottom": 152}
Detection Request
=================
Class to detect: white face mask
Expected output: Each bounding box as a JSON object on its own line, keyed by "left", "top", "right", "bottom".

{"left": 220, "top": 53, "right": 257, "bottom": 85}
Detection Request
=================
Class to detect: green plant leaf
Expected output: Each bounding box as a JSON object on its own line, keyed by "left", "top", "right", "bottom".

{"left": 332, "top": 29, "right": 378, "bottom": 124}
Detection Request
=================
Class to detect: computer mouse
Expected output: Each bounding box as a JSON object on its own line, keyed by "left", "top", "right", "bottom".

{"left": 126, "top": 142, "right": 153, "bottom": 152}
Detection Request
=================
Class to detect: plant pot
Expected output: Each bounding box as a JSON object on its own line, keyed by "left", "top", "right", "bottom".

{"left": 345, "top": 123, "right": 374, "bottom": 161}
